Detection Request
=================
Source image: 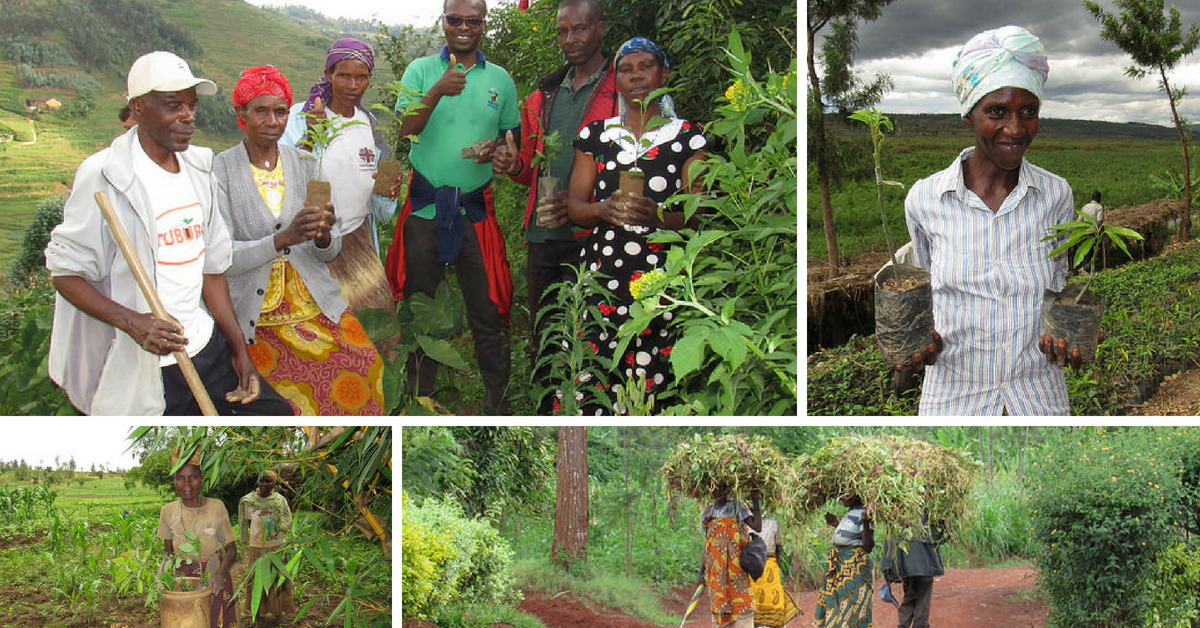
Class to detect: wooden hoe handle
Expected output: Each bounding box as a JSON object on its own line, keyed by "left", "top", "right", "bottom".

{"left": 93, "top": 190, "right": 218, "bottom": 416}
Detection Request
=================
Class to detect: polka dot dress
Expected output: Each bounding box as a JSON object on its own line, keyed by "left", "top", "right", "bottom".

{"left": 572, "top": 116, "right": 707, "bottom": 413}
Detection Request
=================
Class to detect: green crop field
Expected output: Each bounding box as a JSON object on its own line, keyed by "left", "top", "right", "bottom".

{"left": 807, "top": 116, "right": 1193, "bottom": 262}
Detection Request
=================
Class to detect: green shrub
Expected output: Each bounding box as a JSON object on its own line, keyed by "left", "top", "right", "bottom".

{"left": 8, "top": 194, "right": 64, "bottom": 287}
{"left": 949, "top": 472, "right": 1034, "bottom": 563}
{"left": 401, "top": 492, "right": 520, "bottom": 620}
{"left": 1029, "top": 428, "right": 1192, "bottom": 628}
{"left": 1145, "top": 542, "right": 1200, "bottom": 628}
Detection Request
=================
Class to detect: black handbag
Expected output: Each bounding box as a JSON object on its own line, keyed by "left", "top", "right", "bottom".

{"left": 740, "top": 532, "right": 768, "bottom": 580}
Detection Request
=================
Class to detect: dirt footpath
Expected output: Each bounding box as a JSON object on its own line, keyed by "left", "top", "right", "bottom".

{"left": 503, "top": 565, "right": 1046, "bottom": 628}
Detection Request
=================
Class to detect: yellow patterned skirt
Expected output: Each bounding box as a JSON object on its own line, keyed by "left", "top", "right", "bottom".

{"left": 246, "top": 259, "right": 383, "bottom": 415}
{"left": 752, "top": 555, "right": 799, "bottom": 626}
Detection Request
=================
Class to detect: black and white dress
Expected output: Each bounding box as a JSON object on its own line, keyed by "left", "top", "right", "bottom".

{"left": 572, "top": 115, "right": 707, "bottom": 413}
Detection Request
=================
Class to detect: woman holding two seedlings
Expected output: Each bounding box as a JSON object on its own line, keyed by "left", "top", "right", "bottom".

{"left": 902, "top": 25, "right": 1083, "bottom": 415}
{"left": 156, "top": 449, "right": 238, "bottom": 628}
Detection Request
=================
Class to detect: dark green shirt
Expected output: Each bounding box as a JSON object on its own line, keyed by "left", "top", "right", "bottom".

{"left": 527, "top": 63, "right": 605, "bottom": 243}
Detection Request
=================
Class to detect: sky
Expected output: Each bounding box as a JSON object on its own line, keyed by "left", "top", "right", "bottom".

{"left": 822, "top": 0, "right": 1200, "bottom": 126}
{"left": 0, "top": 421, "right": 141, "bottom": 471}
{"left": 246, "top": 0, "right": 444, "bottom": 28}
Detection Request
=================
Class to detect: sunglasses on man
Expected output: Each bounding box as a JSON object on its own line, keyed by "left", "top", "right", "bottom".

{"left": 444, "top": 14, "right": 485, "bottom": 28}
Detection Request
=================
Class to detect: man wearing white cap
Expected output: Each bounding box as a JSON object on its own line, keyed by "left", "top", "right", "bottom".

{"left": 45, "top": 51, "right": 294, "bottom": 415}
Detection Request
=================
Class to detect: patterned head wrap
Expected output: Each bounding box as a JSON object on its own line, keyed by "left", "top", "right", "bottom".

{"left": 613, "top": 37, "right": 676, "bottom": 119}
{"left": 171, "top": 446, "right": 201, "bottom": 470}
{"left": 303, "top": 37, "right": 376, "bottom": 113}
{"left": 953, "top": 25, "right": 1049, "bottom": 118}
{"left": 232, "top": 65, "right": 292, "bottom": 132}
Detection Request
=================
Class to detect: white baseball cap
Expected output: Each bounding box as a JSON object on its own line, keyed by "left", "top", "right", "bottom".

{"left": 126, "top": 51, "right": 217, "bottom": 101}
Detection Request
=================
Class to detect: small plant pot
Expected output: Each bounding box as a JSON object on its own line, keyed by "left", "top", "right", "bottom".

{"left": 373, "top": 159, "right": 403, "bottom": 197}
{"left": 305, "top": 180, "right": 331, "bottom": 209}
{"left": 1042, "top": 284, "right": 1104, "bottom": 362}
{"left": 874, "top": 263, "right": 935, "bottom": 368}
{"left": 535, "top": 176, "right": 561, "bottom": 227}
{"left": 618, "top": 169, "right": 644, "bottom": 196}
{"left": 160, "top": 578, "right": 210, "bottom": 628}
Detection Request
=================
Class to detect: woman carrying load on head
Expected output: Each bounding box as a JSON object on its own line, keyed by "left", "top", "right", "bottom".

{"left": 157, "top": 448, "right": 238, "bottom": 628}
{"left": 214, "top": 65, "right": 384, "bottom": 415}
{"left": 813, "top": 492, "right": 874, "bottom": 628}
{"left": 750, "top": 510, "right": 799, "bottom": 627}
{"left": 898, "top": 25, "right": 1088, "bottom": 415}
{"left": 699, "top": 483, "right": 762, "bottom": 628}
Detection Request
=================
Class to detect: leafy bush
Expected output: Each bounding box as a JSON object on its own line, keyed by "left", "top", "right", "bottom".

{"left": 1144, "top": 542, "right": 1200, "bottom": 628}
{"left": 401, "top": 493, "right": 520, "bottom": 620}
{"left": 1028, "top": 428, "right": 1194, "bottom": 628}
{"left": 16, "top": 64, "right": 101, "bottom": 93}
{"left": 8, "top": 194, "right": 64, "bottom": 287}
{"left": 0, "top": 277, "right": 75, "bottom": 415}
{"left": 0, "top": 36, "right": 77, "bottom": 66}
{"left": 948, "top": 472, "right": 1034, "bottom": 563}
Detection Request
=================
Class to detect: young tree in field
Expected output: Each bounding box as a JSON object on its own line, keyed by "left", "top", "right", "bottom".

{"left": 552, "top": 426, "right": 588, "bottom": 567}
{"left": 808, "top": 0, "right": 897, "bottom": 280}
{"left": 1084, "top": 0, "right": 1200, "bottom": 241}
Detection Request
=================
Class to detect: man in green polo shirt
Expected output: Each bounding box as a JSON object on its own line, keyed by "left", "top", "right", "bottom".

{"left": 384, "top": 0, "right": 520, "bottom": 414}
{"left": 491, "top": 0, "right": 618, "bottom": 414}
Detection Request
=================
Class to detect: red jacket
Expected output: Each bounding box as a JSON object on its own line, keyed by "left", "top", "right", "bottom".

{"left": 508, "top": 56, "right": 619, "bottom": 232}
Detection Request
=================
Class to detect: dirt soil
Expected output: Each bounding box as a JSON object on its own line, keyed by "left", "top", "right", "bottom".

{"left": 1131, "top": 364, "right": 1200, "bottom": 416}
{"left": 425, "top": 565, "right": 1045, "bottom": 628}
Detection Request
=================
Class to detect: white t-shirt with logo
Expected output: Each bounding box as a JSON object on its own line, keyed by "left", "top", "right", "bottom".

{"left": 320, "top": 108, "right": 377, "bottom": 234}
{"left": 132, "top": 139, "right": 214, "bottom": 367}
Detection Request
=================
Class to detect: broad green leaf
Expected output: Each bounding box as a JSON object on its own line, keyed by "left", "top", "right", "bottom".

{"left": 670, "top": 330, "right": 707, "bottom": 380}
{"left": 415, "top": 336, "right": 468, "bottom": 370}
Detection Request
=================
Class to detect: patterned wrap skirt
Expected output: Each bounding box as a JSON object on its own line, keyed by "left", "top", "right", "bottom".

{"left": 813, "top": 546, "right": 872, "bottom": 628}
{"left": 752, "top": 554, "right": 799, "bottom": 627}
{"left": 247, "top": 259, "right": 384, "bottom": 415}
{"left": 704, "top": 517, "right": 756, "bottom": 626}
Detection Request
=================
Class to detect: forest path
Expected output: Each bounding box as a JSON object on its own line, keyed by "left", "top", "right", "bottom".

{"left": 508, "top": 564, "right": 1046, "bottom": 628}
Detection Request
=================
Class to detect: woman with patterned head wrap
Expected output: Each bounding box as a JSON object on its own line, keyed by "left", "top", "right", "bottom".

{"left": 899, "top": 25, "right": 1084, "bottom": 416}
{"left": 281, "top": 38, "right": 402, "bottom": 315}
{"left": 156, "top": 448, "right": 238, "bottom": 628}
{"left": 215, "top": 65, "right": 384, "bottom": 415}
{"left": 239, "top": 469, "right": 295, "bottom": 624}
{"left": 565, "top": 36, "right": 708, "bottom": 414}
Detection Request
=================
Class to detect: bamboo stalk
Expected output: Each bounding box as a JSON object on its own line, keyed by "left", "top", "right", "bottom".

{"left": 93, "top": 190, "right": 218, "bottom": 416}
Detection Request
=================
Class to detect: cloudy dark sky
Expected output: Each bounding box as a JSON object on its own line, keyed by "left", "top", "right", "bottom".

{"left": 823, "top": 0, "right": 1200, "bottom": 126}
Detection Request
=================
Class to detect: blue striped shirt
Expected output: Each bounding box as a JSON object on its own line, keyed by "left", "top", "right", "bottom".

{"left": 833, "top": 507, "right": 867, "bottom": 547}
{"left": 905, "top": 147, "right": 1072, "bottom": 416}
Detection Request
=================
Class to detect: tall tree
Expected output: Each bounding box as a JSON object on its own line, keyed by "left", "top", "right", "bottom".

{"left": 1084, "top": 0, "right": 1199, "bottom": 241}
{"left": 808, "top": 0, "right": 896, "bottom": 279}
{"left": 552, "top": 427, "right": 589, "bottom": 567}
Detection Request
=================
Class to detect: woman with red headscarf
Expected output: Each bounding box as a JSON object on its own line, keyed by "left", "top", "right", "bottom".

{"left": 214, "top": 65, "right": 384, "bottom": 415}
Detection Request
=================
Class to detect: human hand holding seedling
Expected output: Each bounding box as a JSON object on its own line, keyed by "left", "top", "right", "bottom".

{"left": 276, "top": 203, "right": 336, "bottom": 250}
{"left": 891, "top": 331, "right": 943, "bottom": 396}
{"left": 305, "top": 96, "right": 327, "bottom": 132}
{"left": 535, "top": 189, "right": 569, "bottom": 228}
{"left": 433, "top": 54, "right": 467, "bottom": 98}
{"left": 1038, "top": 330, "right": 1104, "bottom": 369}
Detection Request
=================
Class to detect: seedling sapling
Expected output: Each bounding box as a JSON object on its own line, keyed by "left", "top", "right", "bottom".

{"left": 1042, "top": 210, "right": 1143, "bottom": 303}
{"left": 849, "top": 107, "right": 906, "bottom": 285}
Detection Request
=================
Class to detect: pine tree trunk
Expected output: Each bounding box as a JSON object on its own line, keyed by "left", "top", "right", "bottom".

{"left": 552, "top": 426, "right": 588, "bottom": 567}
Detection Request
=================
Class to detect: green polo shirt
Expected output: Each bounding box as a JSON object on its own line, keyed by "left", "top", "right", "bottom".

{"left": 527, "top": 63, "right": 605, "bottom": 243}
{"left": 397, "top": 48, "right": 520, "bottom": 219}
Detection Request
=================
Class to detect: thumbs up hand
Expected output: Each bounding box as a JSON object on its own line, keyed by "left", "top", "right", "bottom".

{"left": 305, "top": 96, "right": 327, "bottom": 130}
{"left": 492, "top": 129, "right": 520, "bottom": 175}
{"left": 433, "top": 53, "right": 467, "bottom": 98}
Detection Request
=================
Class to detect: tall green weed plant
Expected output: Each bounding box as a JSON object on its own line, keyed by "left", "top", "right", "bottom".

{"left": 630, "top": 30, "right": 797, "bottom": 415}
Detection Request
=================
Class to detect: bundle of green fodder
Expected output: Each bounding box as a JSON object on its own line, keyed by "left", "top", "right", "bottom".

{"left": 661, "top": 433, "right": 796, "bottom": 505}
{"left": 790, "top": 435, "right": 980, "bottom": 539}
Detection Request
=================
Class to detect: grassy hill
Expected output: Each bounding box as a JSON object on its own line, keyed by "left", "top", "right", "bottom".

{"left": 0, "top": 0, "right": 396, "bottom": 271}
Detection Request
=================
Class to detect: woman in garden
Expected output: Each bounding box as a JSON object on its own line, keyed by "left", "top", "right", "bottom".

{"left": 239, "top": 469, "right": 295, "bottom": 624}
{"left": 899, "top": 25, "right": 1083, "bottom": 415}
{"left": 698, "top": 484, "right": 762, "bottom": 628}
{"left": 157, "top": 449, "right": 238, "bottom": 628}
{"left": 566, "top": 36, "right": 707, "bottom": 414}
{"left": 750, "top": 512, "right": 799, "bottom": 627}
{"left": 813, "top": 493, "right": 874, "bottom": 628}
{"left": 214, "top": 65, "right": 383, "bottom": 415}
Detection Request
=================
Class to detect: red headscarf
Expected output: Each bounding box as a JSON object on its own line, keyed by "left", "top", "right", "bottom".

{"left": 232, "top": 65, "right": 292, "bottom": 131}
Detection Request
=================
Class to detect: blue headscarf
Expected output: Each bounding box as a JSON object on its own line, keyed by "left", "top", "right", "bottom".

{"left": 613, "top": 37, "right": 677, "bottom": 118}
{"left": 303, "top": 38, "right": 376, "bottom": 113}
{"left": 952, "top": 25, "right": 1049, "bottom": 118}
